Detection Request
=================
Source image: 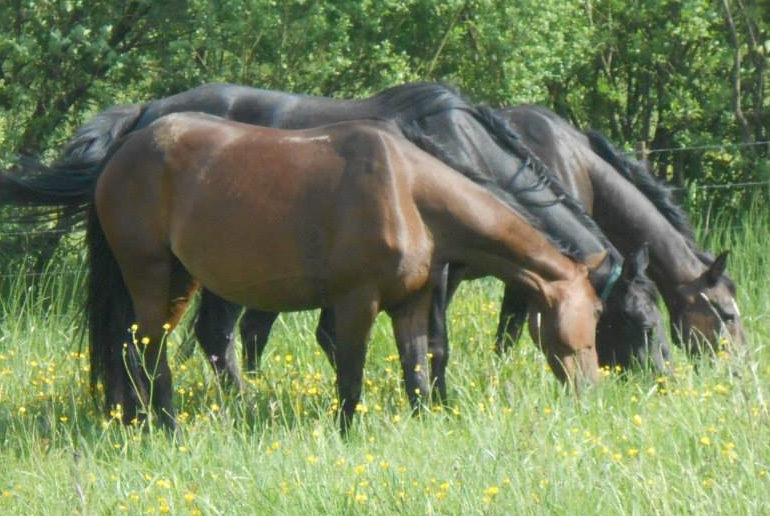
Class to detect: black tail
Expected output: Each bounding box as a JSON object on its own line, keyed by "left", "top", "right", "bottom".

{"left": 585, "top": 129, "right": 699, "bottom": 248}
{"left": 58, "top": 103, "right": 145, "bottom": 173}
{"left": 0, "top": 103, "right": 147, "bottom": 414}
{"left": 0, "top": 156, "right": 101, "bottom": 229}
{"left": 0, "top": 103, "right": 146, "bottom": 225}
{"left": 86, "top": 203, "right": 137, "bottom": 414}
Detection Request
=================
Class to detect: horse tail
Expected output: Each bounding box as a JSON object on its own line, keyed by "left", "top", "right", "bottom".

{"left": 58, "top": 103, "right": 146, "bottom": 172}
{"left": 0, "top": 103, "right": 146, "bottom": 226}
{"left": 86, "top": 202, "right": 136, "bottom": 412}
{"left": 0, "top": 157, "right": 98, "bottom": 229}
{"left": 585, "top": 129, "right": 699, "bottom": 247}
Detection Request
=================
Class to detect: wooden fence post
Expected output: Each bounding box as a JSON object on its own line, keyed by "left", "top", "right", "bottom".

{"left": 635, "top": 140, "right": 648, "bottom": 162}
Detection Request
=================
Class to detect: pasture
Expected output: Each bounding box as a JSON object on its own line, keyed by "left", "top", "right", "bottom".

{"left": 0, "top": 199, "right": 768, "bottom": 515}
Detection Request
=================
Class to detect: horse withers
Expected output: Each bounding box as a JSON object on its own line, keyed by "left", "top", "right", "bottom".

{"left": 84, "top": 113, "right": 603, "bottom": 432}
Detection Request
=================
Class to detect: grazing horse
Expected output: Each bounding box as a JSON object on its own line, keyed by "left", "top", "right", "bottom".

{"left": 37, "top": 82, "right": 663, "bottom": 399}
{"left": 1, "top": 114, "right": 604, "bottom": 432}
{"left": 501, "top": 105, "right": 745, "bottom": 356}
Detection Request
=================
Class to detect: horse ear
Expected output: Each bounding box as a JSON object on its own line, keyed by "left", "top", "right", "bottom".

{"left": 529, "top": 273, "right": 555, "bottom": 309}
{"left": 583, "top": 250, "right": 609, "bottom": 272}
{"left": 623, "top": 243, "right": 649, "bottom": 280}
{"left": 707, "top": 250, "right": 729, "bottom": 285}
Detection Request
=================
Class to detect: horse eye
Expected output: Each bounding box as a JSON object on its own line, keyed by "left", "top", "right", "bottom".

{"left": 700, "top": 292, "right": 736, "bottom": 324}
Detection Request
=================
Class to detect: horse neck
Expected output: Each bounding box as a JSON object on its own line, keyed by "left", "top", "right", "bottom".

{"left": 503, "top": 106, "right": 707, "bottom": 307}
{"left": 410, "top": 153, "right": 578, "bottom": 291}
{"left": 411, "top": 109, "right": 619, "bottom": 277}
{"left": 586, "top": 153, "right": 707, "bottom": 287}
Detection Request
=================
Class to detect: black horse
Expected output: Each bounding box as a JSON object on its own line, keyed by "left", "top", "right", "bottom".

{"left": 5, "top": 83, "right": 664, "bottom": 412}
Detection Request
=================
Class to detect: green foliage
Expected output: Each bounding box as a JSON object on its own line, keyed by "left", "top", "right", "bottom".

{"left": 0, "top": 0, "right": 767, "bottom": 250}
{"left": 0, "top": 0, "right": 190, "bottom": 155}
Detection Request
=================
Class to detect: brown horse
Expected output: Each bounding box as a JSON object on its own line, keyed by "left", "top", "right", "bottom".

{"left": 501, "top": 105, "right": 745, "bottom": 356}
{"left": 12, "top": 113, "right": 601, "bottom": 432}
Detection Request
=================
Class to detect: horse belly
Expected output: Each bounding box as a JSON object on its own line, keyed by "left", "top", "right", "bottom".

{"left": 170, "top": 212, "right": 332, "bottom": 311}
{"left": 178, "top": 246, "right": 328, "bottom": 312}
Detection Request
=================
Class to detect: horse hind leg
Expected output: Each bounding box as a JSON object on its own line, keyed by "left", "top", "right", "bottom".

{"left": 389, "top": 288, "right": 432, "bottom": 414}
{"left": 426, "top": 267, "right": 453, "bottom": 405}
{"left": 195, "top": 289, "right": 245, "bottom": 388}
{"left": 238, "top": 309, "right": 280, "bottom": 373}
{"left": 494, "top": 285, "right": 528, "bottom": 354}
{"left": 314, "top": 308, "right": 337, "bottom": 367}
{"left": 122, "top": 256, "right": 197, "bottom": 431}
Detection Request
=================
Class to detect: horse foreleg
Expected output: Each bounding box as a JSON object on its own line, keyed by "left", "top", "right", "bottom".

{"left": 495, "top": 285, "right": 529, "bottom": 354}
{"left": 331, "top": 290, "right": 378, "bottom": 436}
{"left": 238, "top": 309, "right": 280, "bottom": 373}
{"left": 315, "top": 308, "right": 337, "bottom": 367}
{"left": 196, "top": 289, "right": 244, "bottom": 388}
{"left": 389, "top": 287, "right": 432, "bottom": 414}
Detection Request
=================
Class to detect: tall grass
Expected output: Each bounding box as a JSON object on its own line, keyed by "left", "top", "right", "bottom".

{"left": 1, "top": 204, "right": 769, "bottom": 515}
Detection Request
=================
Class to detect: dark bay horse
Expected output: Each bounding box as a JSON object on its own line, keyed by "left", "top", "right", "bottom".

{"left": 2, "top": 114, "right": 604, "bottom": 432}
{"left": 39, "top": 82, "right": 663, "bottom": 398}
{"left": 501, "top": 105, "right": 745, "bottom": 356}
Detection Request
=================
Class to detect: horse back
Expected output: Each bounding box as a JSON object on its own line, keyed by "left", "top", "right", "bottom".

{"left": 136, "top": 83, "right": 378, "bottom": 130}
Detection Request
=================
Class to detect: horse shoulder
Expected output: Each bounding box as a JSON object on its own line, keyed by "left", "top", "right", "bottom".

{"left": 334, "top": 124, "right": 434, "bottom": 296}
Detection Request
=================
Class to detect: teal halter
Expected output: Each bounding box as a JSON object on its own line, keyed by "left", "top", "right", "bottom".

{"left": 599, "top": 260, "right": 623, "bottom": 302}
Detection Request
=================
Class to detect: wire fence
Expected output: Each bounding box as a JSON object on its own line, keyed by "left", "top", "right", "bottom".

{"left": 644, "top": 139, "right": 770, "bottom": 155}
{"left": 625, "top": 138, "right": 770, "bottom": 192}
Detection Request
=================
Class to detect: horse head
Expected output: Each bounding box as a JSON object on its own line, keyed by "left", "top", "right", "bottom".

{"left": 527, "top": 263, "right": 603, "bottom": 391}
{"left": 597, "top": 244, "right": 672, "bottom": 373}
{"left": 673, "top": 250, "right": 746, "bottom": 356}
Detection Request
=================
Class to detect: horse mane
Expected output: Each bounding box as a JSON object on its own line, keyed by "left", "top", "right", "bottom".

{"left": 371, "top": 83, "right": 619, "bottom": 261}
{"left": 585, "top": 130, "right": 700, "bottom": 250}
{"left": 369, "top": 84, "right": 545, "bottom": 233}
{"left": 583, "top": 130, "right": 740, "bottom": 292}
{"left": 371, "top": 82, "right": 473, "bottom": 123}
{"left": 471, "top": 105, "right": 621, "bottom": 262}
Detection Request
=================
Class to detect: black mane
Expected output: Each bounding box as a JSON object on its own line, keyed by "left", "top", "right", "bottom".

{"left": 373, "top": 83, "right": 619, "bottom": 262}
{"left": 585, "top": 130, "right": 699, "bottom": 249}
{"left": 471, "top": 105, "right": 621, "bottom": 263}
{"left": 371, "top": 82, "right": 474, "bottom": 124}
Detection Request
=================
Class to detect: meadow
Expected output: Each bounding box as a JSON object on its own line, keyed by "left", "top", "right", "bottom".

{"left": 0, "top": 200, "right": 768, "bottom": 515}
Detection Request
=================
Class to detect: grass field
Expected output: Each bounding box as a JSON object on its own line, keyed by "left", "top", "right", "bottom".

{"left": 0, "top": 203, "right": 768, "bottom": 515}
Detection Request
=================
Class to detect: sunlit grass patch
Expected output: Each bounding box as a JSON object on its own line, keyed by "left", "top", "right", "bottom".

{"left": 1, "top": 207, "right": 770, "bottom": 514}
